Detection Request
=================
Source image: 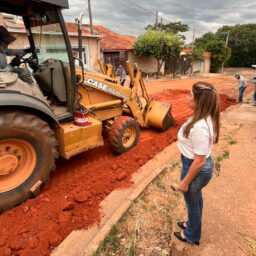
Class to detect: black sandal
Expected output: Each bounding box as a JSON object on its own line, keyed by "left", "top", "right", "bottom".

{"left": 174, "top": 232, "right": 199, "bottom": 246}
{"left": 177, "top": 221, "right": 186, "bottom": 229}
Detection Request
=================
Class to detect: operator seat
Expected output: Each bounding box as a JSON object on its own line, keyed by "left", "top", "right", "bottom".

{"left": 34, "top": 59, "right": 67, "bottom": 103}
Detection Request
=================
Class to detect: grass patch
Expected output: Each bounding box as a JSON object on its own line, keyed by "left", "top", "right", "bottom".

{"left": 160, "top": 167, "right": 169, "bottom": 177}
{"left": 140, "top": 192, "right": 148, "bottom": 203}
{"left": 227, "top": 133, "right": 237, "bottom": 145}
{"left": 244, "top": 236, "right": 256, "bottom": 251}
{"left": 229, "top": 140, "right": 237, "bottom": 145}
{"left": 120, "top": 209, "right": 134, "bottom": 223}
{"left": 141, "top": 204, "right": 147, "bottom": 211}
{"left": 217, "top": 156, "right": 222, "bottom": 162}
{"left": 150, "top": 204, "right": 157, "bottom": 211}
{"left": 172, "top": 161, "right": 181, "bottom": 168}
{"left": 165, "top": 212, "right": 173, "bottom": 226}
{"left": 152, "top": 176, "right": 165, "bottom": 190}
{"left": 214, "top": 151, "right": 230, "bottom": 176}
{"left": 125, "top": 215, "right": 140, "bottom": 256}
{"left": 133, "top": 198, "right": 139, "bottom": 204}
{"left": 93, "top": 158, "right": 182, "bottom": 256}
{"left": 93, "top": 225, "right": 121, "bottom": 256}
{"left": 222, "top": 151, "right": 230, "bottom": 159}
{"left": 174, "top": 191, "right": 181, "bottom": 198}
{"left": 215, "top": 162, "right": 221, "bottom": 176}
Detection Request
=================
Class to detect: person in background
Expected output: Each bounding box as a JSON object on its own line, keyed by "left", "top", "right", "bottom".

{"left": 235, "top": 74, "right": 247, "bottom": 102}
{"left": 0, "top": 25, "right": 33, "bottom": 83}
{"left": 174, "top": 81, "right": 220, "bottom": 246}
{"left": 251, "top": 76, "right": 256, "bottom": 106}
{"left": 119, "top": 65, "right": 126, "bottom": 86}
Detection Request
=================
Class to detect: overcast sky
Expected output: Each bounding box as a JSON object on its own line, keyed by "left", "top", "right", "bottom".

{"left": 63, "top": 0, "right": 256, "bottom": 42}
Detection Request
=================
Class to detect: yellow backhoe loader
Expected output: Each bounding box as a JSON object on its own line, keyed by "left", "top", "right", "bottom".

{"left": 0, "top": 0, "right": 175, "bottom": 212}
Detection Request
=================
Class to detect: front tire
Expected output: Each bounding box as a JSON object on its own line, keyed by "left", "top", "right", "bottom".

{"left": 108, "top": 116, "right": 140, "bottom": 154}
{"left": 0, "top": 111, "right": 58, "bottom": 213}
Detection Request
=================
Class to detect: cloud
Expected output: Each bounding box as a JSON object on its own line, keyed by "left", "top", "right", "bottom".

{"left": 62, "top": 0, "right": 256, "bottom": 42}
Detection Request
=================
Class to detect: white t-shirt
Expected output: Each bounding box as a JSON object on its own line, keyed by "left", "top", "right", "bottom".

{"left": 237, "top": 75, "right": 247, "bottom": 89}
{"left": 178, "top": 116, "right": 215, "bottom": 159}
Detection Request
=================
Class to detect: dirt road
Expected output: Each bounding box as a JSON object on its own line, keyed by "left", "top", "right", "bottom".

{"left": 92, "top": 82, "right": 256, "bottom": 256}
{"left": 0, "top": 74, "right": 251, "bottom": 256}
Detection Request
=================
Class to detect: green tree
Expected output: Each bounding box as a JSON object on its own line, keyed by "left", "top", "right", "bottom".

{"left": 133, "top": 29, "right": 184, "bottom": 78}
{"left": 216, "top": 24, "right": 256, "bottom": 67}
{"left": 195, "top": 32, "right": 218, "bottom": 49}
{"left": 188, "top": 48, "right": 205, "bottom": 62}
{"left": 205, "top": 40, "right": 231, "bottom": 72}
{"left": 145, "top": 21, "right": 189, "bottom": 39}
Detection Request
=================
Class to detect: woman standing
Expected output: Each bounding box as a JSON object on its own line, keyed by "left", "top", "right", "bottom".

{"left": 174, "top": 81, "right": 220, "bottom": 245}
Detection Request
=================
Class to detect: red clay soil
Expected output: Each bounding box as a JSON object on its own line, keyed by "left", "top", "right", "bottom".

{"left": 0, "top": 90, "right": 236, "bottom": 256}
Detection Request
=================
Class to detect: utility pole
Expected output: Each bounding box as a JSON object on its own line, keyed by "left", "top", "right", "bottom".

{"left": 155, "top": 11, "right": 158, "bottom": 30}
{"left": 221, "top": 30, "right": 230, "bottom": 74}
{"left": 191, "top": 29, "right": 196, "bottom": 52}
{"left": 75, "top": 12, "right": 83, "bottom": 67}
{"left": 88, "top": 0, "right": 94, "bottom": 34}
{"left": 160, "top": 17, "right": 163, "bottom": 31}
{"left": 191, "top": 29, "right": 196, "bottom": 75}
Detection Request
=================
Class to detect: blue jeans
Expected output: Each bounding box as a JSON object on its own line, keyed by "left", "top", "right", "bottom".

{"left": 11, "top": 67, "right": 23, "bottom": 75}
{"left": 180, "top": 154, "right": 213, "bottom": 242}
{"left": 254, "top": 84, "right": 256, "bottom": 102}
{"left": 238, "top": 86, "right": 246, "bottom": 102}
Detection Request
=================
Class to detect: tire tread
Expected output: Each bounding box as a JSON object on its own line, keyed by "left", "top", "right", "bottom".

{"left": 0, "top": 110, "right": 59, "bottom": 212}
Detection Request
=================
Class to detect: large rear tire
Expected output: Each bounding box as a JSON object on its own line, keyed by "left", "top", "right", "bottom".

{"left": 108, "top": 116, "right": 140, "bottom": 154}
{"left": 0, "top": 111, "right": 58, "bottom": 213}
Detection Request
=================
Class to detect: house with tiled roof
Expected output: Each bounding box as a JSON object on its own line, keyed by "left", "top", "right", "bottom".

{"left": 0, "top": 12, "right": 168, "bottom": 76}
{"left": 180, "top": 49, "right": 211, "bottom": 74}
{"left": 90, "top": 25, "right": 164, "bottom": 75}
{"left": 0, "top": 13, "right": 102, "bottom": 71}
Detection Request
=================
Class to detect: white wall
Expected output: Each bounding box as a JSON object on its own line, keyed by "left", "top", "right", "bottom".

{"left": 128, "top": 52, "right": 165, "bottom": 75}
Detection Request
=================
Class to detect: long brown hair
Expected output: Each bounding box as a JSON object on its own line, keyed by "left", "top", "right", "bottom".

{"left": 183, "top": 81, "right": 220, "bottom": 143}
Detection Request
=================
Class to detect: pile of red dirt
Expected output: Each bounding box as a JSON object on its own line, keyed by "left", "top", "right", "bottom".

{"left": 0, "top": 89, "right": 236, "bottom": 256}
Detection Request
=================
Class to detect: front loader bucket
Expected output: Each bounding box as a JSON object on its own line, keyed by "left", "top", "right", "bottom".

{"left": 145, "top": 99, "right": 175, "bottom": 132}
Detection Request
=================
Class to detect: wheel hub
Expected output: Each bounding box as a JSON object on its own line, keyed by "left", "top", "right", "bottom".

{"left": 123, "top": 129, "right": 132, "bottom": 143}
{"left": 0, "top": 138, "right": 36, "bottom": 193}
{"left": 0, "top": 154, "right": 19, "bottom": 176}
{"left": 122, "top": 127, "right": 136, "bottom": 148}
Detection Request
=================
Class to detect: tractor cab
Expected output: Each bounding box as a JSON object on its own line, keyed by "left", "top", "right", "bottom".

{"left": 0, "top": 0, "right": 76, "bottom": 122}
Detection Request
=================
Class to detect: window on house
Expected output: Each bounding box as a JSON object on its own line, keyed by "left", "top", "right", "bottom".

{"left": 72, "top": 46, "right": 89, "bottom": 68}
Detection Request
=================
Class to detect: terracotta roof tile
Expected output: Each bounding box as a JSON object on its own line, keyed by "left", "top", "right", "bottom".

{"left": 2, "top": 20, "right": 100, "bottom": 37}
{"left": 2, "top": 20, "right": 134, "bottom": 50}
{"left": 181, "top": 49, "right": 211, "bottom": 59}
{"left": 182, "top": 49, "right": 192, "bottom": 53}
{"left": 203, "top": 52, "right": 211, "bottom": 58}
{"left": 92, "top": 25, "right": 136, "bottom": 51}
{"left": 65, "top": 22, "right": 100, "bottom": 36}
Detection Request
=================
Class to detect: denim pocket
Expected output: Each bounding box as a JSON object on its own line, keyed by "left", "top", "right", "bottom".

{"left": 200, "top": 157, "right": 214, "bottom": 173}
{"left": 191, "top": 170, "right": 212, "bottom": 191}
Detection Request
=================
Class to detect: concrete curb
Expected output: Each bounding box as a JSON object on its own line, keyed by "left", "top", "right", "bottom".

{"left": 51, "top": 142, "right": 179, "bottom": 256}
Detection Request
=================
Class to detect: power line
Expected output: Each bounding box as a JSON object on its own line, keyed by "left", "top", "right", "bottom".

{"left": 126, "top": 0, "right": 176, "bottom": 23}
{"left": 127, "top": 0, "right": 155, "bottom": 16}
{"left": 114, "top": 0, "right": 155, "bottom": 18}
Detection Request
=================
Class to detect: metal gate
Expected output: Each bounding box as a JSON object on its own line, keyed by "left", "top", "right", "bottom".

{"left": 165, "top": 56, "right": 191, "bottom": 76}
{"left": 103, "top": 52, "right": 126, "bottom": 74}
